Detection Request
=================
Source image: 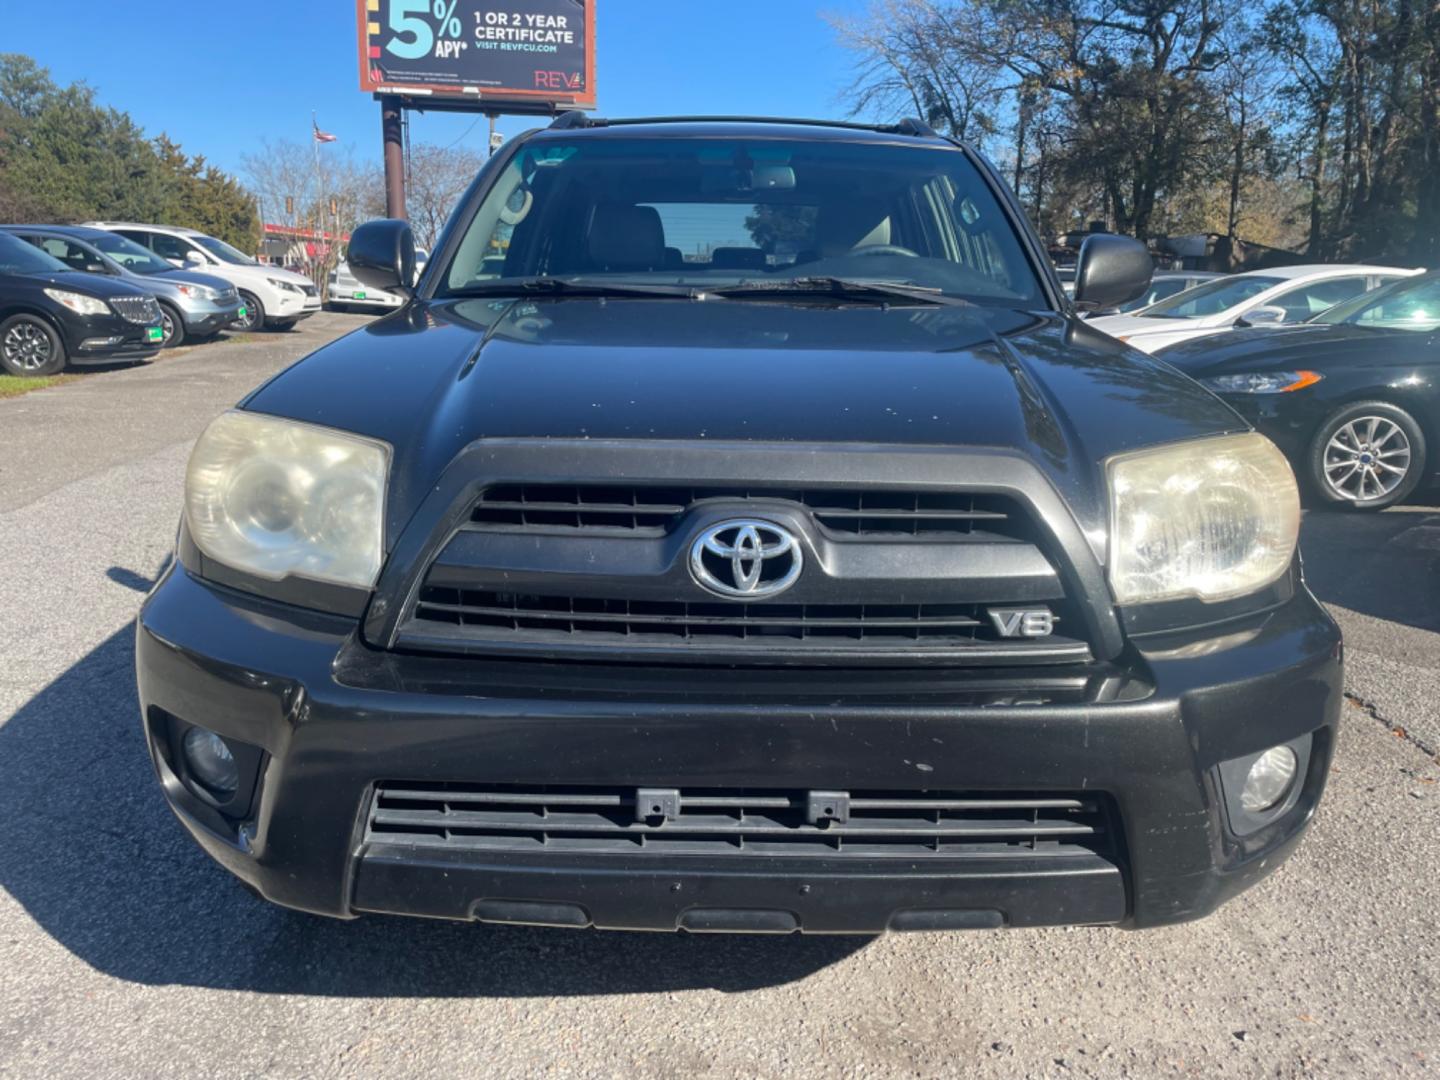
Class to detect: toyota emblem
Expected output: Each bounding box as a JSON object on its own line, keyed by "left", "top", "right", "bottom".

{"left": 689, "top": 519, "right": 803, "bottom": 600}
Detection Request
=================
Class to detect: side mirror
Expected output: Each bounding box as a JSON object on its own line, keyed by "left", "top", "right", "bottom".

{"left": 183, "top": 250, "right": 208, "bottom": 267}
{"left": 348, "top": 218, "right": 416, "bottom": 294}
{"left": 1238, "top": 305, "right": 1286, "bottom": 327}
{"left": 1071, "top": 235, "right": 1153, "bottom": 311}
{"left": 84, "top": 262, "right": 109, "bottom": 274}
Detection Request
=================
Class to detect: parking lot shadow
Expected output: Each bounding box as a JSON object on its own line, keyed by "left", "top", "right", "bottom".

{"left": 1300, "top": 506, "right": 1440, "bottom": 634}
{"left": 0, "top": 622, "right": 868, "bottom": 997}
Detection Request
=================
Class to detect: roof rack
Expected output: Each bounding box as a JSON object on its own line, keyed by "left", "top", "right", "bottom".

{"left": 544, "top": 114, "right": 942, "bottom": 138}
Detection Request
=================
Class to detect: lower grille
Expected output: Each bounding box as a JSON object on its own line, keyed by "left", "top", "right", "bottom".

{"left": 365, "top": 783, "right": 1116, "bottom": 859}
{"left": 110, "top": 296, "right": 160, "bottom": 324}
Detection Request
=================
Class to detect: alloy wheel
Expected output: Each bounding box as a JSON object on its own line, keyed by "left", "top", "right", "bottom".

{"left": 2, "top": 320, "right": 55, "bottom": 373}
{"left": 1322, "top": 416, "right": 1412, "bottom": 502}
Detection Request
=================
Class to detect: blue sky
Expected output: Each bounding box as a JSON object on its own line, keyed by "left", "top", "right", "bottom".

{"left": 5, "top": 1, "right": 873, "bottom": 179}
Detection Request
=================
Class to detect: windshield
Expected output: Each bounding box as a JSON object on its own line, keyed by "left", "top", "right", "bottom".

{"left": 194, "top": 234, "right": 258, "bottom": 266}
{"left": 0, "top": 231, "right": 68, "bottom": 275}
{"left": 1138, "top": 275, "right": 1283, "bottom": 319}
{"left": 88, "top": 231, "right": 174, "bottom": 275}
{"left": 438, "top": 136, "right": 1044, "bottom": 306}
{"left": 1312, "top": 274, "right": 1440, "bottom": 332}
{"left": 1119, "top": 276, "right": 1205, "bottom": 313}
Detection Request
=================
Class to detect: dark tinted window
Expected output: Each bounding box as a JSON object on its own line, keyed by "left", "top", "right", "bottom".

{"left": 1271, "top": 277, "right": 1367, "bottom": 322}
{"left": 146, "top": 232, "right": 195, "bottom": 262}
{"left": 0, "top": 231, "right": 68, "bottom": 274}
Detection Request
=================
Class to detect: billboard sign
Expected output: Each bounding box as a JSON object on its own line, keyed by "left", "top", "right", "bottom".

{"left": 357, "top": 0, "right": 595, "bottom": 111}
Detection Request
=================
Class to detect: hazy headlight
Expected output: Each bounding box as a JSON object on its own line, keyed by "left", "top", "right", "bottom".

{"left": 43, "top": 288, "right": 110, "bottom": 316}
{"left": 1201, "top": 371, "right": 1323, "bottom": 394}
{"left": 182, "top": 727, "right": 238, "bottom": 796}
{"left": 185, "top": 411, "right": 389, "bottom": 588}
{"left": 1241, "top": 745, "right": 1298, "bottom": 811}
{"left": 1107, "top": 432, "right": 1299, "bottom": 604}
{"left": 175, "top": 283, "right": 218, "bottom": 300}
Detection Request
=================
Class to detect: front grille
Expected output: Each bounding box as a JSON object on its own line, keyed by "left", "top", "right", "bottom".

{"left": 413, "top": 587, "right": 1063, "bottom": 648}
{"left": 110, "top": 296, "right": 160, "bottom": 324}
{"left": 366, "top": 783, "right": 1116, "bottom": 859}
{"left": 469, "top": 484, "right": 1024, "bottom": 540}
{"left": 215, "top": 287, "right": 238, "bottom": 303}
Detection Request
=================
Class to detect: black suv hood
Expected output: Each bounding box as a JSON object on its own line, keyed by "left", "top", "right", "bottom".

{"left": 246, "top": 296, "right": 1243, "bottom": 536}
{"left": 9, "top": 269, "right": 156, "bottom": 299}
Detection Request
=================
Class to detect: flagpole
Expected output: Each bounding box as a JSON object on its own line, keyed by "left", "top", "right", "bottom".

{"left": 311, "top": 111, "right": 323, "bottom": 283}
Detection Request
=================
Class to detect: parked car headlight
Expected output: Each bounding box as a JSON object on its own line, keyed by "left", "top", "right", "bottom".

{"left": 1107, "top": 432, "right": 1299, "bottom": 604}
{"left": 266, "top": 277, "right": 305, "bottom": 294}
{"left": 1201, "top": 371, "right": 1323, "bottom": 394}
{"left": 43, "top": 288, "right": 110, "bottom": 316}
{"left": 185, "top": 411, "right": 389, "bottom": 589}
{"left": 175, "top": 283, "right": 219, "bottom": 301}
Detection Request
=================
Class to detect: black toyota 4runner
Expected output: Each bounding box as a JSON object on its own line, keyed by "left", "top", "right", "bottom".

{"left": 137, "top": 116, "right": 1341, "bottom": 933}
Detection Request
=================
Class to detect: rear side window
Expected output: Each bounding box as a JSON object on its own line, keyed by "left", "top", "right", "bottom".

{"left": 441, "top": 135, "right": 1044, "bottom": 306}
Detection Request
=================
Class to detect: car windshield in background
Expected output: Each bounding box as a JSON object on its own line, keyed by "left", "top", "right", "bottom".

{"left": 438, "top": 136, "right": 1044, "bottom": 307}
{"left": 194, "top": 234, "right": 258, "bottom": 266}
{"left": 1120, "top": 277, "right": 1197, "bottom": 313}
{"left": 0, "top": 231, "right": 68, "bottom": 275}
{"left": 1312, "top": 274, "right": 1440, "bottom": 331}
{"left": 1139, "top": 275, "right": 1283, "bottom": 319}
{"left": 89, "top": 231, "right": 174, "bottom": 276}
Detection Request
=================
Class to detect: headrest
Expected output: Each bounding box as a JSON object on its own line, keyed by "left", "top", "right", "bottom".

{"left": 812, "top": 199, "right": 892, "bottom": 257}
{"left": 587, "top": 204, "right": 665, "bottom": 271}
{"left": 711, "top": 247, "right": 766, "bottom": 270}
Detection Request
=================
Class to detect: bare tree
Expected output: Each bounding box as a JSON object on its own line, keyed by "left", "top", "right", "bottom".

{"left": 404, "top": 143, "right": 485, "bottom": 253}
{"left": 828, "top": 0, "right": 1007, "bottom": 148}
{"left": 241, "top": 139, "right": 383, "bottom": 287}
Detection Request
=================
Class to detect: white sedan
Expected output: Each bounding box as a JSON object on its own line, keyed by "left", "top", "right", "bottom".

{"left": 1088, "top": 264, "right": 1421, "bottom": 353}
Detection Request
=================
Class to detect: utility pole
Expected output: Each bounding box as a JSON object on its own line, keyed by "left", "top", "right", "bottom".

{"left": 381, "top": 96, "right": 406, "bottom": 219}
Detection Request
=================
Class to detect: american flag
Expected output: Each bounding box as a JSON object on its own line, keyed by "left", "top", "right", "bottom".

{"left": 313, "top": 117, "right": 337, "bottom": 144}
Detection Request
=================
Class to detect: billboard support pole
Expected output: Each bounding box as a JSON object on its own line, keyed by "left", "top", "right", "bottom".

{"left": 381, "top": 96, "right": 406, "bottom": 219}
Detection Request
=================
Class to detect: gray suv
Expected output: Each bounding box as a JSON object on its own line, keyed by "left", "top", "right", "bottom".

{"left": 6, "top": 226, "right": 243, "bottom": 347}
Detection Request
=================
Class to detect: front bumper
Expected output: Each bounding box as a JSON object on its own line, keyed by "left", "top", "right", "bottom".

{"left": 137, "top": 567, "right": 1342, "bottom": 932}
{"left": 178, "top": 297, "right": 245, "bottom": 335}
{"left": 329, "top": 284, "right": 404, "bottom": 310}
{"left": 268, "top": 289, "right": 321, "bottom": 322}
{"left": 64, "top": 311, "right": 162, "bottom": 363}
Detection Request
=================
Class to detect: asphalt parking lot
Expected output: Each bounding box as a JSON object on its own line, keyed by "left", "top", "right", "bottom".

{"left": 1, "top": 311, "right": 1437, "bottom": 1079}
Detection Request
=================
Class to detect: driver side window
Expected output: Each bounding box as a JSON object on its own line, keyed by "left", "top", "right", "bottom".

{"left": 1273, "top": 277, "right": 1367, "bottom": 322}
{"left": 149, "top": 233, "right": 194, "bottom": 263}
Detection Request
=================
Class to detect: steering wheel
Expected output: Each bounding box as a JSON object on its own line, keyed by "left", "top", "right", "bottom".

{"left": 851, "top": 244, "right": 920, "bottom": 258}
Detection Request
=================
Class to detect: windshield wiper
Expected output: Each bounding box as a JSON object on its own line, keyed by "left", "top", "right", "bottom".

{"left": 447, "top": 277, "right": 705, "bottom": 300}
{"left": 709, "top": 277, "right": 974, "bottom": 307}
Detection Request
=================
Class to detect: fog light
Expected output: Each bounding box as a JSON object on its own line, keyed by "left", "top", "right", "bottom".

{"left": 182, "top": 727, "right": 239, "bottom": 796}
{"left": 1241, "top": 745, "right": 1298, "bottom": 812}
